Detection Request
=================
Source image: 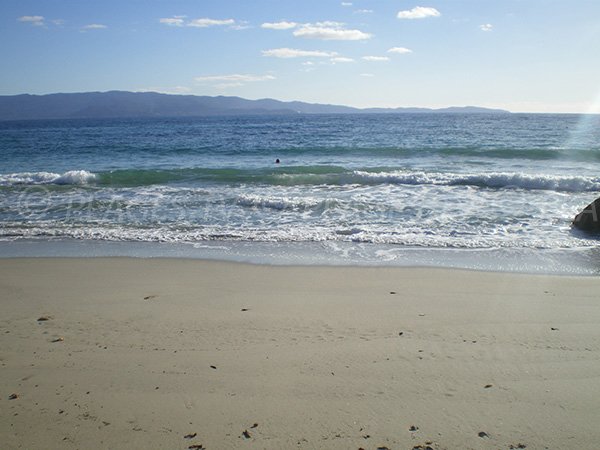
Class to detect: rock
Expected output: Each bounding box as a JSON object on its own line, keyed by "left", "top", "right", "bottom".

{"left": 573, "top": 198, "right": 600, "bottom": 232}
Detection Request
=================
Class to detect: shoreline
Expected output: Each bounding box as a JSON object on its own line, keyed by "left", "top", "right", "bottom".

{"left": 2, "top": 238, "right": 600, "bottom": 276}
{"left": 2, "top": 258, "right": 600, "bottom": 449}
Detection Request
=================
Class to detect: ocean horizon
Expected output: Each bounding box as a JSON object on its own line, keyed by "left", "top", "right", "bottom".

{"left": 2, "top": 113, "right": 600, "bottom": 274}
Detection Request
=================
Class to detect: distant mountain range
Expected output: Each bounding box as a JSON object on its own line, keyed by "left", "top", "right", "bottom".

{"left": 0, "top": 91, "right": 510, "bottom": 121}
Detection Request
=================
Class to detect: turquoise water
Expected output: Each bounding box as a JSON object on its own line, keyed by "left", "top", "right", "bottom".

{"left": 2, "top": 113, "right": 600, "bottom": 273}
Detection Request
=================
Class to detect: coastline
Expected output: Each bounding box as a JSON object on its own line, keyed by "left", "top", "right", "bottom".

{"left": 2, "top": 258, "right": 600, "bottom": 449}
{"left": 2, "top": 238, "right": 600, "bottom": 275}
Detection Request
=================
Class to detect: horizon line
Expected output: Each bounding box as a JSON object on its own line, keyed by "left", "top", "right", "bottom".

{"left": 2, "top": 89, "right": 599, "bottom": 115}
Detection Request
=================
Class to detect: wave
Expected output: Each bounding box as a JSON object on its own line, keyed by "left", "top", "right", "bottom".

{"left": 236, "top": 194, "right": 338, "bottom": 211}
{"left": 351, "top": 171, "right": 600, "bottom": 192}
{"left": 2, "top": 167, "right": 599, "bottom": 192}
{"left": 0, "top": 170, "right": 96, "bottom": 186}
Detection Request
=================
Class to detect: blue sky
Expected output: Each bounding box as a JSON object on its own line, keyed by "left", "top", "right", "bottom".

{"left": 3, "top": 0, "right": 600, "bottom": 112}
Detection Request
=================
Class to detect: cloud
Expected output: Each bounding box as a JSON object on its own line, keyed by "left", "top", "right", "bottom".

{"left": 479, "top": 23, "right": 493, "bottom": 32}
{"left": 354, "top": 9, "right": 373, "bottom": 14}
{"left": 52, "top": 19, "right": 66, "bottom": 26}
{"left": 18, "top": 15, "right": 45, "bottom": 26}
{"left": 230, "top": 21, "right": 252, "bottom": 30}
{"left": 82, "top": 24, "right": 107, "bottom": 30}
{"left": 187, "top": 18, "right": 235, "bottom": 28}
{"left": 261, "top": 21, "right": 298, "bottom": 30}
{"left": 360, "top": 73, "right": 375, "bottom": 77}
{"left": 159, "top": 16, "right": 186, "bottom": 27}
{"left": 262, "top": 48, "right": 338, "bottom": 58}
{"left": 341, "top": 2, "right": 353, "bottom": 6}
{"left": 388, "top": 47, "right": 413, "bottom": 54}
{"left": 195, "top": 74, "right": 276, "bottom": 83}
{"left": 293, "top": 23, "right": 371, "bottom": 40}
{"left": 330, "top": 57, "right": 355, "bottom": 63}
{"left": 362, "top": 56, "right": 390, "bottom": 62}
{"left": 397, "top": 6, "right": 441, "bottom": 19}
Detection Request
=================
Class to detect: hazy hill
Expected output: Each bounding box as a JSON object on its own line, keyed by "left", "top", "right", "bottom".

{"left": 0, "top": 91, "right": 510, "bottom": 121}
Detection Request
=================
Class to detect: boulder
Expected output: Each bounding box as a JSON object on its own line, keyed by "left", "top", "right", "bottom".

{"left": 573, "top": 197, "right": 600, "bottom": 232}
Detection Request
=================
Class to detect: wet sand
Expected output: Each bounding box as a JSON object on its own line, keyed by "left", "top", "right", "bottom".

{"left": 1, "top": 258, "right": 600, "bottom": 449}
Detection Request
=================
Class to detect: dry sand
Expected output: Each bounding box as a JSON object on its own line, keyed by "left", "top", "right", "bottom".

{"left": 1, "top": 258, "right": 600, "bottom": 449}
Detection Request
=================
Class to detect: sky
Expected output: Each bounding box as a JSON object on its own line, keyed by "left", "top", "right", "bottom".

{"left": 3, "top": 0, "right": 600, "bottom": 113}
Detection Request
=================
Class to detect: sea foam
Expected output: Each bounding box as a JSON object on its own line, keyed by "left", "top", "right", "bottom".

{"left": 351, "top": 170, "right": 600, "bottom": 192}
{"left": 0, "top": 170, "right": 97, "bottom": 186}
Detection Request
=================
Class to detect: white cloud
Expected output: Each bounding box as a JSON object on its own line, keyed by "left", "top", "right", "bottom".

{"left": 388, "top": 47, "right": 413, "bottom": 54}
{"left": 159, "top": 16, "right": 241, "bottom": 29}
{"left": 302, "top": 61, "right": 315, "bottom": 66}
{"left": 355, "top": 9, "right": 373, "bottom": 14}
{"left": 52, "top": 19, "right": 66, "bottom": 26}
{"left": 262, "top": 48, "right": 338, "bottom": 58}
{"left": 480, "top": 23, "right": 493, "bottom": 32}
{"left": 195, "top": 74, "right": 276, "bottom": 83}
{"left": 360, "top": 73, "right": 375, "bottom": 77}
{"left": 159, "top": 16, "right": 186, "bottom": 27}
{"left": 187, "top": 18, "right": 235, "bottom": 28}
{"left": 18, "top": 15, "right": 45, "bottom": 26}
{"left": 341, "top": 2, "right": 353, "bottom": 6}
{"left": 261, "top": 21, "right": 298, "bottom": 30}
{"left": 82, "top": 24, "right": 107, "bottom": 30}
{"left": 230, "top": 21, "right": 252, "bottom": 30}
{"left": 293, "top": 23, "right": 371, "bottom": 40}
{"left": 362, "top": 56, "right": 390, "bottom": 62}
{"left": 397, "top": 6, "right": 441, "bottom": 20}
{"left": 330, "top": 57, "right": 355, "bottom": 63}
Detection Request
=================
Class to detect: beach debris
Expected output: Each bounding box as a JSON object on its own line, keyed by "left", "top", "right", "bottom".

{"left": 377, "top": 447, "right": 391, "bottom": 450}
{"left": 398, "top": 332, "right": 404, "bottom": 336}
{"left": 51, "top": 337, "right": 64, "bottom": 343}
{"left": 418, "top": 314, "right": 426, "bottom": 317}
{"left": 484, "top": 384, "right": 493, "bottom": 388}
{"left": 37, "top": 316, "right": 52, "bottom": 322}
{"left": 510, "top": 444, "right": 527, "bottom": 449}
{"left": 184, "top": 433, "right": 197, "bottom": 439}
{"left": 143, "top": 295, "right": 157, "bottom": 300}
{"left": 250, "top": 423, "right": 258, "bottom": 428}
{"left": 241, "top": 308, "right": 249, "bottom": 311}
{"left": 551, "top": 327, "right": 559, "bottom": 331}
{"left": 478, "top": 431, "right": 490, "bottom": 439}
{"left": 412, "top": 445, "right": 435, "bottom": 450}
{"left": 390, "top": 291, "right": 396, "bottom": 294}
{"left": 242, "top": 429, "right": 251, "bottom": 439}
{"left": 573, "top": 197, "right": 600, "bottom": 232}
{"left": 188, "top": 445, "right": 204, "bottom": 450}
{"left": 210, "top": 365, "right": 217, "bottom": 370}
{"left": 8, "top": 393, "right": 19, "bottom": 400}
{"left": 409, "top": 425, "right": 419, "bottom": 432}
{"left": 363, "top": 434, "right": 371, "bottom": 439}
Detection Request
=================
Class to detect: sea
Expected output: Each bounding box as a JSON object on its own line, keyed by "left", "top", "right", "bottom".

{"left": 2, "top": 113, "right": 600, "bottom": 274}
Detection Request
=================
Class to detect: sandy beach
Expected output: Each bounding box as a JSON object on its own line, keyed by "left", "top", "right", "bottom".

{"left": 1, "top": 258, "right": 600, "bottom": 449}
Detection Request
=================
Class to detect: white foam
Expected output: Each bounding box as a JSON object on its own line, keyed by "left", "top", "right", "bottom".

{"left": 351, "top": 170, "right": 600, "bottom": 192}
{"left": 0, "top": 170, "right": 97, "bottom": 186}
{"left": 236, "top": 194, "right": 325, "bottom": 210}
